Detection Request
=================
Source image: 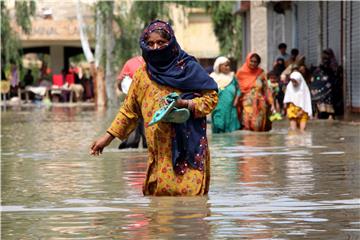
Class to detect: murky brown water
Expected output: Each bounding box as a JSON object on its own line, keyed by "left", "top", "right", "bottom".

{"left": 1, "top": 106, "right": 360, "bottom": 239}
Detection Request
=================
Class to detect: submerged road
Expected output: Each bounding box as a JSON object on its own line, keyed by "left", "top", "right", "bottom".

{"left": 1, "top": 106, "right": 359, "bottom": 239}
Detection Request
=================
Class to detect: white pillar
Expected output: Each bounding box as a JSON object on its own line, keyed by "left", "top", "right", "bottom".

{"left": 250, "top": 1, "right": 268, "bottom": 70}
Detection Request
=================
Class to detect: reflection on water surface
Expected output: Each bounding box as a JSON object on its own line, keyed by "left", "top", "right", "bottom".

{"left": 1, "top": 107, "right": 359, "bottom": 239}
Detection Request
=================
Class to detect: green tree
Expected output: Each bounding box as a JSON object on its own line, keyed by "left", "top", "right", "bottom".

{"left": 15, "top": 1, "right": 36, "bottom": 34}
{"left": 131, "top": 1, "right": 169, "bottom": 27}
{"left": 113, "top": 1, "right": 169, "bottom": 67}
{"left": 207, "top": 1, "right": 242, "bottom": 59}
{"left": 1, "top": 1, "right": 36, "bottom": 67}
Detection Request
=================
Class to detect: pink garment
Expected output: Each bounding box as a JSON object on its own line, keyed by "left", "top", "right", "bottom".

{"left": 117, "top": 56, "right": 144, "bottom": 80}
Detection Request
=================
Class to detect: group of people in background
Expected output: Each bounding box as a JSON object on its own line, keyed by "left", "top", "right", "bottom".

{"left": 115, "top": 42, "right": 343, "bottom": 138}
{"left": 211, "top": 53, "right": 276, "bottom": 133}
{"left": 273, "top": 43, "right": 343, "bottom": 120}
{"left": 64, "top": 64, "right": 94, "bottom": 102}
{"left": 2, "top": 62, "right": 95, "bottom": 103}
{"left": 210, "top": 43, "right": 343, "bottom": 134}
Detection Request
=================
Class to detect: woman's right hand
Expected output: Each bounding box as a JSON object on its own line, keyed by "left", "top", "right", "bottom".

{"left": 90, "top": 132, "right": 115, "bottom": 156}
{"left": 233, "top": 96, "right": 239, "bottom": 107}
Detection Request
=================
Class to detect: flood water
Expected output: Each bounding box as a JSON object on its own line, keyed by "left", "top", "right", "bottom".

{"left": 1, "top": 106, "right": 360, "bottom": 239}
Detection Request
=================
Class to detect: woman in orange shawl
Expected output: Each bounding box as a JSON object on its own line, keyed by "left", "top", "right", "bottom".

{"left": 236, "top": 53, "right": 274, "bottom": 131}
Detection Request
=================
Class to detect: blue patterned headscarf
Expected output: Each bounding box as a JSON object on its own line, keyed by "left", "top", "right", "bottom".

{"left": 140, "top": 20, "right": 218, "bottom": 92}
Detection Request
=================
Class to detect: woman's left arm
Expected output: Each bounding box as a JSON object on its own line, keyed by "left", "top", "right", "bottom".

{"left": 233, "top": 78, "right": 241, "bottom": 106}
{"left": 188, "top": 90, "right": 218, "bottom": 118}
{"left": 261, "top": 75, "right": 275, "bottom": 111}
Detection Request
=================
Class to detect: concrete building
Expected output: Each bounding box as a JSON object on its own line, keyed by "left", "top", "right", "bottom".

{"left": 10, "top": 0, "right": 95, "bottom": 75}
{"left": 170, "top": 5, "right": 220, "bottom": 66}
{"left": 236, "top": 1, "right": 360, "bottom": 113}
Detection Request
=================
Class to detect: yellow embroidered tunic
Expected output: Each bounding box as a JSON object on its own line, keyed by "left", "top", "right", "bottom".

{"left": 107, "top": 66, "right": 218, "bottom": 196}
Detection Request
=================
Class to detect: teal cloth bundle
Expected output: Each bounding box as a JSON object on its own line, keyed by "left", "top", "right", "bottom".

{"left": 148, "top": 92, "right": 190, "bottom": 126}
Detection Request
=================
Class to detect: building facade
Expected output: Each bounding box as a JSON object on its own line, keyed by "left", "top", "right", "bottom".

{"left": 237, "top": 1, "right": 360, "bottom": 113}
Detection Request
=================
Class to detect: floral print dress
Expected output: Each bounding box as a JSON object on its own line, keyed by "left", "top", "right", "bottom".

{"left": 241, "top": 76, "right": 273, "bottom": 132}
{"left": 107, "top": 66, "right": 218, "bottom": 196}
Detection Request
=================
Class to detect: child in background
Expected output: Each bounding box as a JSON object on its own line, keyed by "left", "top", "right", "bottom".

{"left": 284, "top": 71, "right": 312, "bottom": 132}
{"left": 267, "top": 71, "right": 281, "bottom": 113}
{"left": 267, "top": 71, "right": 283, "bottom": 122}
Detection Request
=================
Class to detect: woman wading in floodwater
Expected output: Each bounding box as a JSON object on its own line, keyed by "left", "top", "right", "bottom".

{"left": 90, "top": 20, "right": 218, "bottom": 196}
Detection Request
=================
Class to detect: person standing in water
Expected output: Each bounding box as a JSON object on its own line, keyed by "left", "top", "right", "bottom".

{"left": 236, "top": 53, "right": 275, "bottom": 132}
{"left": 116, "top": 56, "right": 147, "bottom": 149}
{"left": 210, "top": 56, "right": 241, "bottom": 133}
{"left": 90, "top": 20, "right": 218, "bottom": 196}
{"left": 284, "top": 71, "right": 312, "bottom": 132}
